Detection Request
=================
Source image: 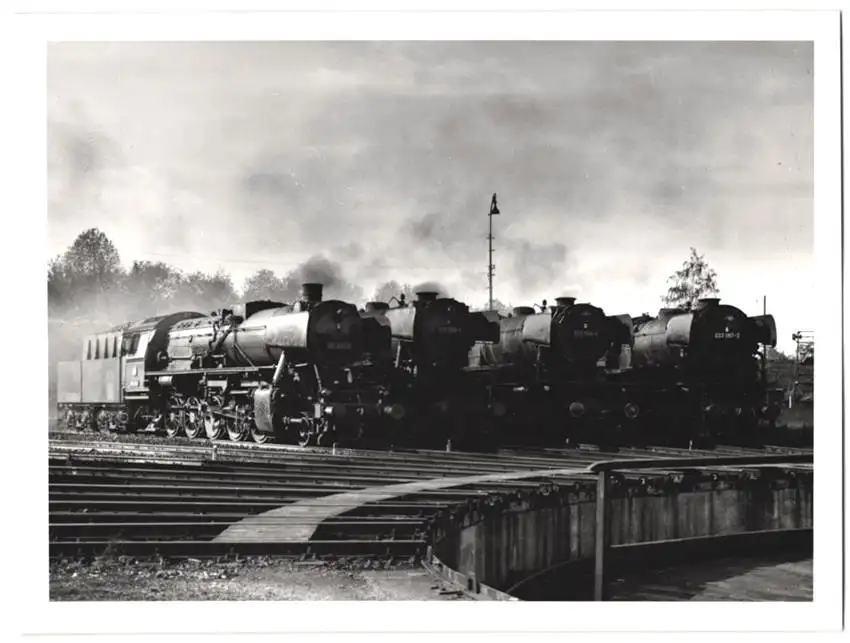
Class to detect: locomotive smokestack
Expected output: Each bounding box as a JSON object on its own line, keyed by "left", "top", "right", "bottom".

{"left": 300, "top": 283, "right": 323, "bottom": 306}
{"left": 415, "top": 291, "right": 439, "bottom": 303}
{"left": 555, "top": 297, "right": 576, "bottom": 308}
{"left": 365, "top": 301, "right": 390, "bottom": 313}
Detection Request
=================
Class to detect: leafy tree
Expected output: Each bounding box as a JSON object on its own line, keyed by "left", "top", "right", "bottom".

{"left": 662, "top": 247, "right": 720, "bottom": 310}
{"left": 242, "top": 269, "right": 289, "bottom": 302}
{"left": 61, "top": 228, "right": 123, "bottom": 290}
{"left": 174, "top": 269, "right": 237, "bottom": 313}
{"left": 372, "top": 280, "right": 414, "bottom": 304}
{"left": 124, "top": 260, "right": 184, "bottom": 314}
{"left": 47, "top": 228, "right": 125, "bottom": 315}
{"left": 47, "top": 256, "right": 71, "bottom": 311}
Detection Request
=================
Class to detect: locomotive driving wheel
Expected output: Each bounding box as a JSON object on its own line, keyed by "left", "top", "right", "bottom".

{"left": 95, "top": 408, "right": 110, "bottom": 433}
{"left": 250, "top": 421, "right": 271, "bottom": 444}
{"left": 183, "top": 397, "right": 204, "bottom": 439}
{"left": 204, "top": 396, "right": 225, "bottom": 440}
{"left": 227, "top": 405, "right": 250, "bottom": 442}
{"left": 164, "top": 396, "right": 183, "bottom": 438}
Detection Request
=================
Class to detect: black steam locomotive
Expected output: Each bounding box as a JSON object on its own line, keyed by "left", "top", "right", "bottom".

{"left": 467, "top": 296, "right": 634, "bottom": 445}
{"left": 607, "top": 297, "right": 780, "bottom": 445}
{"left": 360, "top": 290, "right": 501, "bottom": 447}
{"left": 57, "top": 283, "right": 403, "bottom": 446}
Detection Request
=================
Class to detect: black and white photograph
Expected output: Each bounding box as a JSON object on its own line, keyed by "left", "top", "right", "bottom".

{"left": 7, "top": 3, "right": 843, "bottom": 639}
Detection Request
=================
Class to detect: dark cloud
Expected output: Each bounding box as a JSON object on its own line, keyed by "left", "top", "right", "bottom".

{"left": 46, "top": 41, "right": 813, "bottom": 341}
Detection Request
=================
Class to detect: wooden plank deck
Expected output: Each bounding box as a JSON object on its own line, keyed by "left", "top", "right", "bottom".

{"left": 609, "top": 554, "right": 813, "bottom": 601}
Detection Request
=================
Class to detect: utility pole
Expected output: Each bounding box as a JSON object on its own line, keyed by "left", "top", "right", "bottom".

{"left": 488, "top": 193, "right": 500, "bottom": 311}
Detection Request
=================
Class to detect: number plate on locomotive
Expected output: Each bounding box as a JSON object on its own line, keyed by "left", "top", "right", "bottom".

{"left": 714, "top": 332, "right": 741, "bottom": 340}
{"left": 572, "top": 330, "right": 599, "bottom": 338}
{"left": 437, "top": 326, "right": 462, "bottom": 334}
{"left": 327, "top": 341, "right": 353, "bottom": 350}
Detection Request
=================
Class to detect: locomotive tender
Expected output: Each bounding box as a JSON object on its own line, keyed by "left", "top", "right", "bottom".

{"left": 57, "top": 283, "right": 403, "bottom": 446}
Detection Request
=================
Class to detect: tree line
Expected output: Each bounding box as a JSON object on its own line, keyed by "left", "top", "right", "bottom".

{"left": 47, "top": 228, "right": 416, "bottom": 324}
{"left": 47, "top": 229, "right": 741, "bottom": 324}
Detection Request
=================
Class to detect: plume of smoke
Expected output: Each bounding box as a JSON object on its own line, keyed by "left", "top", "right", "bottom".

{"left": 285, "top": 254, "right": 364, "bottom": 303}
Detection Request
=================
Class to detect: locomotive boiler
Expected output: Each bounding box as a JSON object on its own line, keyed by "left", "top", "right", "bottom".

{"left": 360, "top": 291, "right": 501, "bottom": 447}
{"left": 622, "top": 297, "right": 781, "bottom": 444}
{"left": 473, "top": 297, "right": 611, "bottom": 374}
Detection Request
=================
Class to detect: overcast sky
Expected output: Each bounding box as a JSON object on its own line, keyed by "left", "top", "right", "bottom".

{"left": 47, "top": 41, "right": 813, "bottom": 353}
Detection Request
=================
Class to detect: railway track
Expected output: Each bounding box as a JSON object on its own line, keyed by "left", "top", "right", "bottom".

{"left": 49, "top": 435, "right": 813, "bottom": 562}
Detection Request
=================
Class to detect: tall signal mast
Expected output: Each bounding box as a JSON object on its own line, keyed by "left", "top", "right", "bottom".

{"left": 488, "top": 193, "right": 500, "bottom": 311}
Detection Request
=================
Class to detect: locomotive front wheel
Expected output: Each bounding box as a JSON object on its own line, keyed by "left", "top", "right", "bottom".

{"left": 183, "top": 398, "right": 204, "bottom": 439}
{"left": 296, "top": 414, "right": 321, "bottom": 447}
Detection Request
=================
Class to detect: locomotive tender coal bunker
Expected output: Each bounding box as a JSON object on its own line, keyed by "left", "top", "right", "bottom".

{"left": 360, "top": 291, "right": 501, "bottom": 447}
{"left": 619, "top": 297, "right": 781, "bottom": 444}
{"left": 468, "top": 296, "right": 633, "bottom": 445}
{"left": 56, "top": 283, "right": 403, "bottom": 447}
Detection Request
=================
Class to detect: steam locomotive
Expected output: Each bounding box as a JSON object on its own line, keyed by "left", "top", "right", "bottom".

{"left": 467, "top": 296, "right": 635, "bottom": 446}
{"left": 57, "top": 283, "right": 404, "bottom": 446}
{"left": 609, "top": 297, "right": 781, "bottom": 445}
{"left": 360, "top": 290, "right": 502, "bottom": 447}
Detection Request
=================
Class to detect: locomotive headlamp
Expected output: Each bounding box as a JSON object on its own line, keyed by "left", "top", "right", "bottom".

{"left": 568, "top": 402, "right": 586, "bottom": 419}
{"left": 623, "top": 402, "right": 640, "bottom": 420}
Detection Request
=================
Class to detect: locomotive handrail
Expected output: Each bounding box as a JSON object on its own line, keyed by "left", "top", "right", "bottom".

{"left": 587, "top": 452, "right": 813, "bottom": 601}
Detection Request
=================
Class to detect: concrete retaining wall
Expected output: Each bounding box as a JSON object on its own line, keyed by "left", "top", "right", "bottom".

{"left": 431, "top": 474, "right": 813, "bottom": 595}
